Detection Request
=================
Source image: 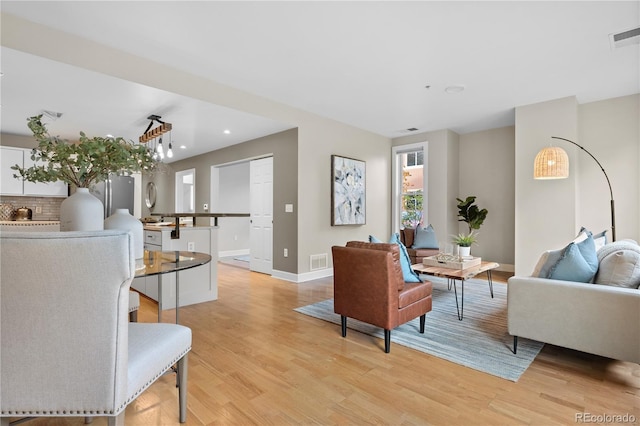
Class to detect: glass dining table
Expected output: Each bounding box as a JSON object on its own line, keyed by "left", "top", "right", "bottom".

{"left": 135, "top": 250, "right": 212, "bottom": 323}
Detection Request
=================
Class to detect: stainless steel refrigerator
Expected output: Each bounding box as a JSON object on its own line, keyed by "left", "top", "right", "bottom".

{"left": 90, "top": 175, "right": 135, "bottom": 219}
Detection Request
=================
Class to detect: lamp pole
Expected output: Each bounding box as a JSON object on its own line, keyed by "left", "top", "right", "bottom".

{"left": 551, "top": 136, "right": 616, "bottom": 242}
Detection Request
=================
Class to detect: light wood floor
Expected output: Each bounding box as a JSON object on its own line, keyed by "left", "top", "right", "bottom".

{"left": 19, "top": 265, "right": 640, "bottom": 425}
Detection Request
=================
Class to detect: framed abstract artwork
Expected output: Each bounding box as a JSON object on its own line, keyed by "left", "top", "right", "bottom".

{"left": 331, "top": 155, "right": 366, "bottom": 226}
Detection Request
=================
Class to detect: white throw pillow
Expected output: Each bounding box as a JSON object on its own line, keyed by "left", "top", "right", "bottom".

{"left": 595, "top": 241, "right": 640, "bottom": 289}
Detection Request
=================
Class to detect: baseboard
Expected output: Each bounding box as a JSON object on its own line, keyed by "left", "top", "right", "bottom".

{"left": 272, "top": 267, "right": 333, "bottom": 283}
{"left": 218, "top": 249, "right": 250, "bottom": 258}
{"left": 496, "top": 263, "right": 515, "bottom": 273}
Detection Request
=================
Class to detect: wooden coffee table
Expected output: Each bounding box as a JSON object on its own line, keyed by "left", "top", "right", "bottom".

{"left": 412, "top": 261, "right": 500, "bottom": 320}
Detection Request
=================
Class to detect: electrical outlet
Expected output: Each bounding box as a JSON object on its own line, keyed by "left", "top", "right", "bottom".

{"left": 35, "top": 206, "right": 42, "bottom": 214}
{"left": 284, "top": 248, "right": 288, "bottom": 257}
{"left": 203, "top": 203, "right": 209, "bottom": 211}
{"left": 188, "top": 242, "right": 195, "bottom": 251}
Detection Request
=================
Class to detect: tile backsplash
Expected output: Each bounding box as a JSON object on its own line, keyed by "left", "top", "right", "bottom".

{"left": 0, "top": 196, "right": 64, "bottom": 221}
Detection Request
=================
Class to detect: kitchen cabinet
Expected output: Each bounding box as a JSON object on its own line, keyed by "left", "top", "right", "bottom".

{"left": 0, "top": 147, "right": 24, "bottom": 195}
{"left": 132, "top": 225, "right": 218, "bottom": 310}
{"left": 0, "top": 147, "right": 68, "bottom": 197}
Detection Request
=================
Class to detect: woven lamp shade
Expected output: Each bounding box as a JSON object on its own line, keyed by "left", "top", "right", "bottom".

{"left": 534, "top": 146, "right": 569, "bottom": 179}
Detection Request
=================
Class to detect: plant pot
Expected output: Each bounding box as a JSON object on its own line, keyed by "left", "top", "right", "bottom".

{"left": 458, "top": 246, "right": 471, "bottom": 258}
{"left": 60, "top": 188, "right": 104, "bottom": 231}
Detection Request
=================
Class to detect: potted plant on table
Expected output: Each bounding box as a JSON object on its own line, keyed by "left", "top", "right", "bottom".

{"left": 12, "top": 115, "right": 157, "bottom": 231}
{"left": 452, "top": 231, "right": 478, "bottom": 258}
{"left": 454, "top": 196, "right": 488, "bottom": 258}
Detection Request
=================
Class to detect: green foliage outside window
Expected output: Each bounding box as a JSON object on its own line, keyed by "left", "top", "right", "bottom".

{"left": 402, "top": 191, "right": 423, "bottom": 228}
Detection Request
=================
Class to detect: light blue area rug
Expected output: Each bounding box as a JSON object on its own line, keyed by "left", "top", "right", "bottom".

{"left": 233, "top": 255, "right": 250, "bottom": 262}
{"left": 294, "top": 276, "right": 543, "bottom": 382}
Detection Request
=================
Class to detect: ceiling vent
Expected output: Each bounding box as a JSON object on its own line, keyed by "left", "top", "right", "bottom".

{"left": 609, "top": 27, "right": 640, "bottom": 49}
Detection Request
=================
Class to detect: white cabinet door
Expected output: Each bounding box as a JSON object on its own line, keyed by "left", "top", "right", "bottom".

{"left": 22, "top": 149, "right": 68, "bottom": 197}
{"left": 0, "top": 147, "right": 24, "bottom": 195}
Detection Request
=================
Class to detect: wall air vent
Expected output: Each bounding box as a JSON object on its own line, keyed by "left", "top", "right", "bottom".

{"left": 610, "top": 27, "right": 640, "bottom": 49}
{"left": 309, "top": 253, "right": 328, "bottom": 271}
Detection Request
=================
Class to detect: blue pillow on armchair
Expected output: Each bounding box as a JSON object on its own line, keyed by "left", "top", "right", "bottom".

{"left": 369, "top": 233, "right": 422, "bottom": 283}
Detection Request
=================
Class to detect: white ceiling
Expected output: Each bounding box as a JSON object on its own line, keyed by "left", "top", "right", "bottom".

{"left": 1, "top": 1, "right": 638, "bottom": 163}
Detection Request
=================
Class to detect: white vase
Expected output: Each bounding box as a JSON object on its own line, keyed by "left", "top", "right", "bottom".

{"left": 458, "top": 246, "right": 471, "bottom": 258}
{"left": 60, "top": 188, "right": 104, "bottom": 231}
{"left": 104, "top": 208, "right": 144, "bottom": 260}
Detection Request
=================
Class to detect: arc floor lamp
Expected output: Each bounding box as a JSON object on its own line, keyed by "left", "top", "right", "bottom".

{"left": 534, "top": 136, "right": 616, "bottom": 242}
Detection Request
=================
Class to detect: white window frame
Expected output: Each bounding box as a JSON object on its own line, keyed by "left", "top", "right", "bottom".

{"left": 391, "top": 141, "right": 428, "bottom": 234}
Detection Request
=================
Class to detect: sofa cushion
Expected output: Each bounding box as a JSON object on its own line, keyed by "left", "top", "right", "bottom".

{"left": 412, "top": 224, "right": 439, "bottom": 249}
{"left": 595, "top": 241, "right": 640, "bottom": 289}
{"left": 370, "top": 234, "right": 422, "bottom": 283}
{"left": 548, "top": 235, "right": 598, "bottom": 283}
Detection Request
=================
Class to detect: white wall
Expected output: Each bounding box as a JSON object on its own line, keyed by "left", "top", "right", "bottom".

{"left": 515, "top": 96, "right": 579, "bottom": 275}
{"left": 578, "top": 94, "right": 639, "bottom": 242}
{"left": 459, "top": 126, "right": 515, "bottom": 269}
{"left": 216, "top": 162, "right": 251, "bottom": 256}
{"left": 297, "top": 120, "right": 390, "bottom": 279}
{"left": 515, "top": 95, "right": 639, "bottom": 276}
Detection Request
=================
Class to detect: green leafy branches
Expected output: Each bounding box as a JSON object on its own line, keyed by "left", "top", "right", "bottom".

{"left": 12, "top": 115, "right": 156, "bottom": 188}
{"left": 451, "top": 231, "right": 478, "bottom": 247}
{"left": 456, "top": 195, "right": 488, "bottom": 234}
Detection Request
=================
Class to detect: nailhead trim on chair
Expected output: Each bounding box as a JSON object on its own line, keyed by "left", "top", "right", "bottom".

{"left": 1, "top": 346, "right": 191, "bottom": 417}
{"left": 116, "top": 346, "right": 192, "bottom": 413}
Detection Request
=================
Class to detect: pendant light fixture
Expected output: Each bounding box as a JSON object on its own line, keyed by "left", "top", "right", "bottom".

{"left": 140, "top": 114, "right": 172, "bottom": 162}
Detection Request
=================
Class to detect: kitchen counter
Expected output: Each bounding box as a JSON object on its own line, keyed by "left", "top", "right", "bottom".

{"left": 150, "top": 212, "right": 249, "bottom": 238}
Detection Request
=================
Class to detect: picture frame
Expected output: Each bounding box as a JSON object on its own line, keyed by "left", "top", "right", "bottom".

{"left": 331, "top": 155, "right": 366, "bottom": 226}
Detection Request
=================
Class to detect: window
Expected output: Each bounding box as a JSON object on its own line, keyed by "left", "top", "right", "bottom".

{"left": 391, "top": 142, "right": 428, "bottom": 233}
{"left": 406, "top": 151, "right": 424, "bottom": 167}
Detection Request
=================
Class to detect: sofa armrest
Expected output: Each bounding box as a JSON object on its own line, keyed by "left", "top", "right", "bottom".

{"left": 507, "top": 276, "right": 640, "bottom": 363}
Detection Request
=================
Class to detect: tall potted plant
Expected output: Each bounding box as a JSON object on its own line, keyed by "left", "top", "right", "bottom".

{"left": 12, "top": 115, "right": 156, "bottom": 231}
{"left": 453, "top": 196, "right": 488, "bottom": 257}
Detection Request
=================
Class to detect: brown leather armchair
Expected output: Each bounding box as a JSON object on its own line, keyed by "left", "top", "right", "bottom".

{"left": 332, "top": 241, "right": 433, "bottom": 353}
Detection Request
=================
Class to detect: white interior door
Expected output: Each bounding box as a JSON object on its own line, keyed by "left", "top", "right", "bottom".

{"left": 249, "top": 157, "right": 273, "bottom": 274}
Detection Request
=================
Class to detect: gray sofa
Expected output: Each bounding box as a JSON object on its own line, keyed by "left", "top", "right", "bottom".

{"left": 507, "top": 239, "right": 640, "bottom": 363}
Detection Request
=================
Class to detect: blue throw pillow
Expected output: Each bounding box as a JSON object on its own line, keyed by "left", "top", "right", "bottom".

{"left": 548, "top": 236, "right": 598, "bottom": 282}
{"left": 412, "top": 224, "right": 439, "bottom": 249}
{"left": 576, "top": 233, "right": 598, "bottom": 274}
{"left": 390, "top": 233, "right": 422, "bottom": 283}
{"left": 369, "top": 234, "right": 421, "bottom": 283}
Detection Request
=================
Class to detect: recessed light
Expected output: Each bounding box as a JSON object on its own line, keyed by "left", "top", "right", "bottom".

{"left": 180, "top": 145, "right": 187, "bottom": 149}
{"left": 445, "top": 85, "right": 465, "bottom": 94}
{"left": 106, "top": 134, "right": 114, "bottom": 138}
{"left": 223, "top": 129, "right": 231, "bottom": 135}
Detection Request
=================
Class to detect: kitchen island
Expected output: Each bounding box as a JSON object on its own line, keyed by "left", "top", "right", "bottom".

{"left": 133, "top": 213, "right": 249, "bottom": 310}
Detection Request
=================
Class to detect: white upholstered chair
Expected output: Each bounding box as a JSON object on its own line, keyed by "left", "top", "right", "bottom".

{"left": 129, "top": 290, "right": 140, "bottom": 321}
{"left": 0, "top": 230, "right": 192, "bottom": 425}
